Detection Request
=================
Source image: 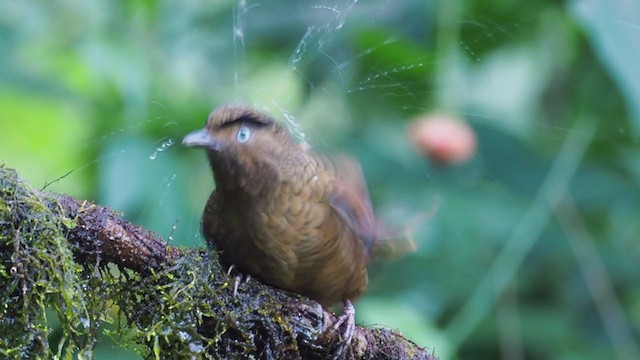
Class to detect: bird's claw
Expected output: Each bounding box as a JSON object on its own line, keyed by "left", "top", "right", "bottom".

{"left": 227, "top": 265, "right": 251, "bottom": 298}
{"left": 226, "top": 264, "right": 235, "bottom": 276}
{"left": 233, "top": 274, "right": 251, "bottom": 297}
{"left": 330, "top": 300, "right": 356, "bottom": 359}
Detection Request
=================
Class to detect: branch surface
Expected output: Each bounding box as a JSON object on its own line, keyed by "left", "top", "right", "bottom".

{"left": 1, "top": 166, "right": 437, "bottom": 359}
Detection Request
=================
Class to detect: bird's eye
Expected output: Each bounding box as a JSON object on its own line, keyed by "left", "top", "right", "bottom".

{"left": 236, "top": 126, "right": 251, "bottom": 143}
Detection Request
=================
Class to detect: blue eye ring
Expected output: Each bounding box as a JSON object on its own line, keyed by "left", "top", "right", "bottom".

{"left": 236, "top": 126, "right": 251, "bottom": 143}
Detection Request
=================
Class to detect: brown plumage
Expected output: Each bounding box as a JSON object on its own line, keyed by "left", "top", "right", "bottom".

{"left": 182, "top": 104, "right": 375, "bottom": 307}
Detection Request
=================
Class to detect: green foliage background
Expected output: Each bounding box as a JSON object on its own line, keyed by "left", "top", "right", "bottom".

{"left": 1, "top": 0, "right": 639, "bottom": 358}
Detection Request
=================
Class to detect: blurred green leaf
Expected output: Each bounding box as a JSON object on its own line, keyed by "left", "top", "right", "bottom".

{"left": 571, "top": 0, "right": 640, "bottom": 130}
{"left": 99, "top": 136, "right": 201, "bottom": 247}
{"left": 0, "top": 90, "right": 92, "bottom": 197}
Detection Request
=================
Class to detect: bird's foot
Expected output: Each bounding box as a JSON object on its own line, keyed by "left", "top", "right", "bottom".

{"left": 232, "top": 274, "right": 251, "bottom": 297}
{"left": 226, "top": 264, "right": 235, "bottom": 276}
{"left": 226, "top": 265, "right": 251, "bottom": 297}
{"left": 330, "top": 300, "right": 356, "bottom": 359}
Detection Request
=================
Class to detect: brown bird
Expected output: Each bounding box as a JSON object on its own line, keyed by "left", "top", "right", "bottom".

{"left": 183, "top": 104, "right": 376, "bottom": 355}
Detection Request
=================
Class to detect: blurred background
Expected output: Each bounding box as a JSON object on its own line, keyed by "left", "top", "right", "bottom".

{"left": 1, "top": 0, "right": 639, "bottom": 359}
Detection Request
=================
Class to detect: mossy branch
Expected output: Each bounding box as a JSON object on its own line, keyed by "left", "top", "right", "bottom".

{"left": 0, "top": 165, "right": 437, "bottom": 359}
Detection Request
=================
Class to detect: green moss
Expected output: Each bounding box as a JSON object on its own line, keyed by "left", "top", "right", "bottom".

{"left": 0, "top": 165, "right": 97, "bottom": 358}
{"left": 108, "top": 250, "right": 301, "bottom": 359}
{"left": 0, "top": 165, "right": 302, "bottom": 359}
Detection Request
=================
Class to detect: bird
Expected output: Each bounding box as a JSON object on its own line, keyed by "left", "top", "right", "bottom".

{"left": 182, "top": 104, "right": 376, "bottom": 356}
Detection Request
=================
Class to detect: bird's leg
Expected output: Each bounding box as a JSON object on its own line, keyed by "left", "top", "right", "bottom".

{"left": 226, "top": 265, "right": 251, "bottom": 297}
{"left": 330, "top": 300, "right": 356, "bottom": 359}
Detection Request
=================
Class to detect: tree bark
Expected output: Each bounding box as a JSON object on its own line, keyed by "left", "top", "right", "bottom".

{"left": 0, "top": 166, "right": 437, "bottom": 359}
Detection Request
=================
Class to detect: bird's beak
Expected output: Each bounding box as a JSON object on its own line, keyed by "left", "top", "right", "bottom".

{"left": 182, "top": 128, "right": 220, "bottom": 150}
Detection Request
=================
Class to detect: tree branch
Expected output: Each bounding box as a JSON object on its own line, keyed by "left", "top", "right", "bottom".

{"left": 0, "top": 166, "right": 437, "bottom": 359}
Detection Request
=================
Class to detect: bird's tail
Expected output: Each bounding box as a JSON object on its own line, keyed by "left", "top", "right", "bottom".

{"left": 369, "top": 196, "right": 440, "bottom": 261}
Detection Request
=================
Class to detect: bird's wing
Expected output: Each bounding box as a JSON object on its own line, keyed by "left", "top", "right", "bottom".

{"left": 323, "top": 155, "right": 376, "bottom": 253}
{"left": 283, "top": 154, "right": 374, "bottom": 304}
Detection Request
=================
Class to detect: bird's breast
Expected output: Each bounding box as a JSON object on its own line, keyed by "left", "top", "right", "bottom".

{"left": 204, "top": 158, "right": 369, "bottom": 306}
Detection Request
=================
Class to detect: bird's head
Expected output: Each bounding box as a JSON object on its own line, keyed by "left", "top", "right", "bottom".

{"left": 183, "top": 105, "right": 299, "bottom": 191}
